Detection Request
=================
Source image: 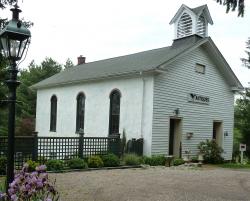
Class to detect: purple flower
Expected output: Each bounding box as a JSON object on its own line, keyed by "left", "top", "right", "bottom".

{"left": 8, "top": 187, "right": 15, "bottom": 196}
{"left": 20, "top": 185, "right": 26, "bottom": 192}
{"left": 36, "top": 178, "right": 44, "bottom": 189}
{"left": 10, "top": 194, "right": 18, "bottom": 201}
{"left": 31, "top": 176, "right": 38, "bottom": 184}
{"left": 0, "top": 192, "right": 7, "bottom": 199}
{"left": 25, "top": 184, "right": 31, "bottom": 191}
{"left": 6, "top": 163, "right": 59, "bottom": 201}
{"left": 31, "top": 171, "right": 38, "bottom": 177}
{"left": 36, "top": 165, "right": 47, "bottom": 172}
{"left": 9, "top": 181, "right": 17, "bottom": 188}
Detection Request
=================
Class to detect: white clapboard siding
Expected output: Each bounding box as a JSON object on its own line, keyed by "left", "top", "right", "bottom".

{"left": 152, "top": 46, "right": 234, "bottom": 160}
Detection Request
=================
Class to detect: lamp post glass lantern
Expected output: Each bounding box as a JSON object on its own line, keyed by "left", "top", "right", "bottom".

{"left": 0, "top": 4, "right": 31, "bottom": 189}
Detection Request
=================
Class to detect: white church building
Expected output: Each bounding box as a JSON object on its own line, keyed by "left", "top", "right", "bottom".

{"left": 33, "top": 4, "right": 243, "bottom": 160}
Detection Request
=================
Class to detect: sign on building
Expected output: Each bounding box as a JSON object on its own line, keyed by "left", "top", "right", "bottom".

{"left": 188, "top": 93, "right": 210, "bottom": 105}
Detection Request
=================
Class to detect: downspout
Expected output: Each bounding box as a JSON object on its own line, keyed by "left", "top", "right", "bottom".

{"left": 140, "top": 71, "right": 145, "bottom": 139}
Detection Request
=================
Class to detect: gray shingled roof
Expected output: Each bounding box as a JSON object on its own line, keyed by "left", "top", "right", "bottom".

{"left": 191, "top": 5, "right": 207, "bottom": 15}
{"left": 32, "top": 36, "right": 207, "bottom": 89}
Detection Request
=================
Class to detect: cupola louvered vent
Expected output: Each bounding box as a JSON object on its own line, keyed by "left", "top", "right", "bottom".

{"left": 197, "top": 16, "right": 206, "bottom": 37}
{"left": 170, "top": 4, "right": 213, "bottom": 40}
{"left": 177, "top": 13, "right": 193, "bottom": 38}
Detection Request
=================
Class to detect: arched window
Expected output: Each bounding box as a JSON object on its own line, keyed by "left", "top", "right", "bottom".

{"left": 50, "top": 95, "right": 57, "bottom": 132}
{"left": 109, "top": 90, "right": 121, "bottom": 135}
{"left": 197, "top": 16, "right": 206, "bottom": 37}
{"left": 76, "top": 93, "right": 85, "bottom": 133}
{"left": 177, "top": 13, "right": 193, "bottom": 38}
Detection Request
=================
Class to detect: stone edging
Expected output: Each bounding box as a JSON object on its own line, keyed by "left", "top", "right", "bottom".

{"left": 47, "top": 165, "right": 143, "bottom": 173}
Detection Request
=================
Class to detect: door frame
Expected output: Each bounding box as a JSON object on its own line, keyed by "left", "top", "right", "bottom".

{"left": 169, "top": 117, "right": 183, "bottom": 157}
{"left": 212, "top": 120, "right": 223, "bottom": 148}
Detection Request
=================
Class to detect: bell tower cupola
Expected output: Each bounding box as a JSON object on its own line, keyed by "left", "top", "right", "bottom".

{"left": 170, "top": 4, "right": 213, "bottom": 39}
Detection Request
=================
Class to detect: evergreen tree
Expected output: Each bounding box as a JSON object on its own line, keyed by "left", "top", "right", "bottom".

{"left": 215, "top": 0, "right": 245, "bottom": 17}
{"left": 64, "top": 58, "right": 74, "bottom": 70}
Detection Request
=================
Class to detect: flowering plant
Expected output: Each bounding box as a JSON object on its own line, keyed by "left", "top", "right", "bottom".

{"left": 0, "top": 164, "right": 59, "bottom": 201}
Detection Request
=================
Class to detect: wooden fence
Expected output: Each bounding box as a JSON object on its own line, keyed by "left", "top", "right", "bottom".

{"left": 0, "top": 133, "right": 121, "bottom": 170}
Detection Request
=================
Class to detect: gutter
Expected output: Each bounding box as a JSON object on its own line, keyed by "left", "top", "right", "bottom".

{"left": 31, "top": 69, "right": 158, "bottom": 90}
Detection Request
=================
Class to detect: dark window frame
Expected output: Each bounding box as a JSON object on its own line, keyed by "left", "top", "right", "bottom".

{"left": 195, "top": 63, "right": 206, "bottom": 74}
{"left": 76, "top": 92, "right": 85, "bottom": 133}
{"left": 50, "top": 95, "right": 57, "bottom": 132}
{"left": 109, "top": 89, "right": 121, "bottom": 135}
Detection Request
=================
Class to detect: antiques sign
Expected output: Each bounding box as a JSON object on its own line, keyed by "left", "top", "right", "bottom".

{"left": 240, "top": 144, "right": 246, "bottom": 152}
{"left": 188, "top": 93, "right": 209, "bottom": 105}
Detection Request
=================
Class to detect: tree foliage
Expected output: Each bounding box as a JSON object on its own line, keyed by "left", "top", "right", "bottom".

{"left": 215, "top": 0, "right": 245, "bottom": 17}
{"left": 0, "top": 0, "right": 17, "bottom": 29}
{"left": 0, "top": 0, "right": 33, "bottom": 29}
{"left": 241, "top": 38, "right": 250, "bottom": 69}
{"left": 0, "top": 57, "right": 63, "bottom": 136}
{"left": 234, "top": 89, "right": 250, "bottom": 157}
{"left": 64, "top": 58, "right": 74, "bottom": 70}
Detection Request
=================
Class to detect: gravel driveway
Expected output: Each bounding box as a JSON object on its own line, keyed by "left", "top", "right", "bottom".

{"left": 51, "top": 166, "right": 250, "bottom": 201}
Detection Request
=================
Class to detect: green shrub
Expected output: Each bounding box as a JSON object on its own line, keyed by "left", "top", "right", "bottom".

{"left": 88, "top": 156, "right": 104, "bottom": 168}
{"left": 26, "top": 160, "right": 39, "bottom": 172}
{"left": 46, "top": 160, "right": 64, "bottom": 171}
{"left": 173, "top": 158, "right": 185, "bottom": 166}
{"left": 198, "top": 139, "right": 224, "bottom": 164}
{"left": 191, "top": 156, "right": 199, "bottom": 163}
{"left": 66, "top": 158, "right": 87, "bottom": 169}
{"left": 101, "top": 154, "right": 120, "bottom": 167}
{"left": 123, "top": 154, "right": 142, "bottom": 166}
{"left": 144, "top": 155, "right": 166, "bottom": 166}
{"left": 0, "top": 157, "right": 7, "bottom": 175}
{"left": 37, "top": 156, "right": 48, "bottom": 164}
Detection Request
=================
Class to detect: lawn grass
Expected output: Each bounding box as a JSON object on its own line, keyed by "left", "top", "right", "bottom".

{"left": 219, "top": 163, "right": 250, "bottom": 169}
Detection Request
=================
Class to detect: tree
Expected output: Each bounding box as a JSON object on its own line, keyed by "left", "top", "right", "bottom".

{"left": 241, "top": 38, "right": 250, "bottom": 69}
{"left": 17, "top": 57, "right": 62, "bottom": 120}
{"left": 234, "top": 89, "right": 250, "bottom": 157}
{"left": 215, "top": 0, "right": 245, "bottom": 17}
{"left": 64, "top": 58, "right": 74, "bottom": 70}
{"left": 0, "top": 0, "right": 16, "bottom": 28}
{"left": 0, "top": 57, "right": 63, "bottom": 136}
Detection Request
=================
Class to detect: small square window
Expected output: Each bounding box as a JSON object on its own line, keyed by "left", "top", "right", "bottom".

{"left": 195, "top": 63, "right": 205, "bottom": 74}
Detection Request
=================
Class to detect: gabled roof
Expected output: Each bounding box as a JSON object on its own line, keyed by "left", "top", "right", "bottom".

{"left": 169, "top": 4, "right": 213, "bottom": 25}
{"left": 32, "top": 35, "right": 243, "bottom": 90}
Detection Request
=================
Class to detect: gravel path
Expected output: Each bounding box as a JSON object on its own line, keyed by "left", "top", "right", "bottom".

{"left": 51, "top": 166, "right": 250, "bottom": 201}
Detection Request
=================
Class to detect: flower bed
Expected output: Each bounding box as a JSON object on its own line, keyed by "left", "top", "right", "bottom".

{"left": 0, "top": 164, "right": 59, "bottom": 201}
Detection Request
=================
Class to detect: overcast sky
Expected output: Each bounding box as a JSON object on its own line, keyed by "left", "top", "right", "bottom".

{"left": 2, "top": 0, "right": 250, "bottom": 87}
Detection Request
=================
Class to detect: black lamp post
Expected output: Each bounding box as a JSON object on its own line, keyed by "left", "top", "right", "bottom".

{"left": 0, "top": 4, "right": 31, "bottom": 188}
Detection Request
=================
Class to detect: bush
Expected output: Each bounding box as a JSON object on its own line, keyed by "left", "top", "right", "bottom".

{"left": 173, "top": 158, "right": 185, "bottom": 166}
{"left": 101, "top": 154, "right": 120, "bottom": 167}
{"left": 144, "top": 155, "right": 165, "bottom": 166}
{"left": 66, "top": 158, "right": 87, "bottom": 169}
{"left": 198, "top": 139, "right": 224, "bottom": 164}
{"left": 123, "top": 154, "right": 142, "bottom": 166}
{"left": 0, "top": 157, "right": 7, "bottom": 175}
{"left": 191, "top": 156, "right": 199, "bottom": 163}
{"left": 87, "top": 156, "right": 104, "bottom": 168}
{"left": 37, "top": 156, "right": 48, "bottom": 164}
{"left": 26, "top": 160, "right": 39, "bottom": 172}
{"left": 46, "top": 160, "right": 64, "bottom": 171}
